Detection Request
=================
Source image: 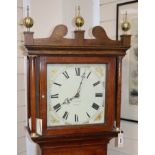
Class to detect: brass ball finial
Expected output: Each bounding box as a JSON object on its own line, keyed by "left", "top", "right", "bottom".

{"left": 75, "top": 6, "right": 84, "bottom": 30}
{"left": 121, "top": 21, "right": 130, "bottom": 32}
{"left": 23, "top": 17, "right": 34, "bottom": 29}
{"left": 23, "top": 6, "right": 34, "bottom": 31}
{"left": 121, "top": 11, "right": 131, "bottom": 34}
{"left": 75, "top": 16, "right": 84, "bottom": 29}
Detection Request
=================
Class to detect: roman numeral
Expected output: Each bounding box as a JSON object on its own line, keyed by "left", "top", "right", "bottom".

{"left": 86, "top": 112, "right": 90, "bottom": 118}
{"left": 75, "top": 114, "right": 79, "bottom": 122}
{"left": 75, "top": 68, "right": 80, "bottom": 76}
{"left": 51, "top": 94, "right": 59, "bottom": 98}
{"left": 63, "top": 71, "right": 69, "bottom": 79}
{"left": 53, "top": 82, "right": 62, "bottom": 86}
{"left": 87, "top": 72, "right": 91, "bottom": 79}
{"left": 95, "top": 93, "right": 103, "bottom": 97}
{"left": 92, "top": 103, "right": 99, "bottom": 110}
{"left": 53, "top": 103, "right": 61, "bottom": 112}
{"left": 93, "top": 81, "right": 100, "bottom": 87}
{"left": 63, "top": 112, "right": 69, "bottom": 120}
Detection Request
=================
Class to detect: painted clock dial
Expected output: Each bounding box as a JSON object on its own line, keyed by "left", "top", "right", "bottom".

{"left": 47, "top": 64, "right": 107, "bottom": 126}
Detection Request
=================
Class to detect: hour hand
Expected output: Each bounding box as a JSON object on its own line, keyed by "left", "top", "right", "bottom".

{"left": 61, "top": 93, "right": 79, "bottom": 105}
{"left": 69, "top": 93, "right": 80, "bottom": 101}
{"left": 61, "top": 98, "right": 70, "bottom": 105}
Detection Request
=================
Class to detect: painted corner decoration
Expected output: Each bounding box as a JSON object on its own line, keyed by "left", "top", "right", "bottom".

{"left": 117, "top": 0, "right": 138, "bottom": 122}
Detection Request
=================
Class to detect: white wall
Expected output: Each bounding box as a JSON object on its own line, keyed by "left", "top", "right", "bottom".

{"left": 17, "top": 0, "right": 27, "bottom": 154}
{"left": 108, "top": 121, "right": 138, "bottom": 155}
{"left": 100, "top": 0, "right": 138, "bottom": 155}
{"left": 30, "top": 0, "right": 63, "bottom": 38}
{"left": 30, "top": 0, "right": 98, "bottom": 38}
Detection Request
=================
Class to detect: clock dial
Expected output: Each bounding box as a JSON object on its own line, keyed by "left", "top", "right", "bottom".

{"left": 47, "top": 64, "right": 106, "bottom": 126}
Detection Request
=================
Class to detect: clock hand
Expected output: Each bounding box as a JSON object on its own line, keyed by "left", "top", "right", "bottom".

{"left": 76, "top": 72, "right": 86, "bottom": 96}
{"left": 61, "top": 98, "right": 71, "bottom": 105}
{"left": 61, "top": 72, "right": 86, "bottom": 105}
{"left": 63, "top": 72, "right": 86, "bottom": 103}
{"left": 62, "top": 97, "right": 78, "bottom": 105}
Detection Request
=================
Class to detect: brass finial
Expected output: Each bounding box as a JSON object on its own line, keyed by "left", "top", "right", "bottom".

{"left": 121, "top": 11, "right": 131, "bottom": 34}
{"left": 75, "top": 5, "right": 84, "bottom": 30}
{"left": 23, "top": 6, "right": 34, "bottom": 31}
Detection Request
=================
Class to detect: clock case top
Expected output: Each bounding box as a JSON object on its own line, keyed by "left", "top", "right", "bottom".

{"left": 24, "top": 25, "right": 131, "bottom": 144}
{"left": 24, "top": 24, "right": 130, "bottom": 54}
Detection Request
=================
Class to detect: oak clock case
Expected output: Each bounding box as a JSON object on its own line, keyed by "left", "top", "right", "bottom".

{"left": 24, "top": 25, "right": 131, "bottom": 155}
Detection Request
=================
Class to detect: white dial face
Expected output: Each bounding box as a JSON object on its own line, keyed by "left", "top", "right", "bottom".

{"left": 47, "top": 64, "right": 106, "bottom": 126}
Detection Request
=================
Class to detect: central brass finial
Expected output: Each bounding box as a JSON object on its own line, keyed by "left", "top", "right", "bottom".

{"left": 75, "top": 6, "right": 84, "bottom": 30}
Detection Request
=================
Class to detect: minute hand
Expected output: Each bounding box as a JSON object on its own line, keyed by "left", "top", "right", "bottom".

{"left": 61, "top": 73, "right": 86, "bottom": 104}
{"left": 76, "top": 72, "right": 86, "bottom": 95}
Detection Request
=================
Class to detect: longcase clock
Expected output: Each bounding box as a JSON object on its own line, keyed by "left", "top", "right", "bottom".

{"left": 24, "top": 24, "right": 131, "bottom": 155}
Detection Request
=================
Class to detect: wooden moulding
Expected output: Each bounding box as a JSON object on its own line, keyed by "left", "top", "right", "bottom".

{"left": 24, "top": 25, "right": 131, "bottom": 55}
{"left": 30, "top": 130, "right": 118, "bottom": 155}
{"left": 31, "top": 130, "right": 118, "bottom": 147}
